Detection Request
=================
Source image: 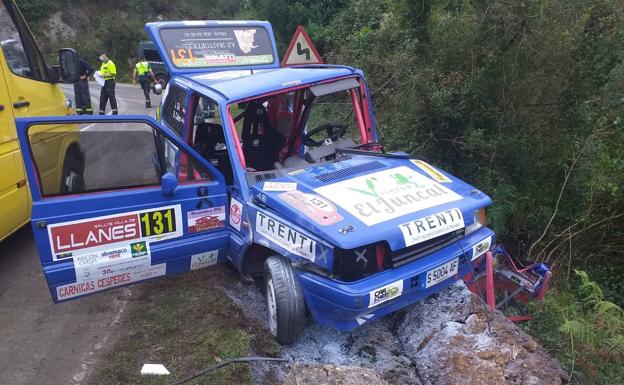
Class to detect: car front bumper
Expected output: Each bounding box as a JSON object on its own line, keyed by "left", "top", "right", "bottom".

{"left": 296, "top": 227, "right": 496, "bottom": 331}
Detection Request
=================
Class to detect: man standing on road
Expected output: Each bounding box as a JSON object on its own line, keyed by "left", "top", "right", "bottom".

{"left": 133, "top": 55, "right": 155, "bottom": 108}
{"left": 74, "top": 56, "right": 94, "bottom": 115}
{"left": 98, "top": 50, "right": 118, "bottom": 115}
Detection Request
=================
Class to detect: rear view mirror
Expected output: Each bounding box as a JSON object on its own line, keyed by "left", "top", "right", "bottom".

{"left": 161, "top": 172, "right": 178, "bottom": 196}
{"left": 58, "top": 48, "right": 80, "bottom": 83}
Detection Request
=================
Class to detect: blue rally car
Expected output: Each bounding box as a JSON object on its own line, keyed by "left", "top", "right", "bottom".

{"left": 17, "top": 21, "right": 495, "bottom": 344}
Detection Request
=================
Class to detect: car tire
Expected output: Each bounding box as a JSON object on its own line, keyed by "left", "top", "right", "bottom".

{"left": 264, "top": 255, "right": 306, "bottom": 345}
{"left": 60, "top": 151, "right": 84, "bottom": 194}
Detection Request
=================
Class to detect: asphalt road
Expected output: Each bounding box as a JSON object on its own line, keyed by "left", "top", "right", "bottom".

{"left": 0, "top": 82, "right": 162, "bottom": 385}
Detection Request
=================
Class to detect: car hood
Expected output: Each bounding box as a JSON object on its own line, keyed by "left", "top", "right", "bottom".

{"left": 250, "top": 156, "right": 492, "bottom": 251}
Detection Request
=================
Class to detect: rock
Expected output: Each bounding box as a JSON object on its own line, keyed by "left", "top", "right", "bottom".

{"left": 283, "top": 364, "right": 390, "bottom": 385}
{"left": 396, "top": 283, "right": 569, "bottom": 385}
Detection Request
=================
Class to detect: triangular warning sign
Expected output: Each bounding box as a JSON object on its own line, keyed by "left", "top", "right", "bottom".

{"left": 281, "top": 25, "right": 324, "bottom": 67}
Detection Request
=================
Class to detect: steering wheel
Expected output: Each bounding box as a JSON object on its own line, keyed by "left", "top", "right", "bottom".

{"left": 303, "top": 123, "right": 348, "bottom": 147}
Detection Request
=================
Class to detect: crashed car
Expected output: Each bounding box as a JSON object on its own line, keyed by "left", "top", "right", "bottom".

{"left": 16, "top": 20, "right": 495, "bottom": 344}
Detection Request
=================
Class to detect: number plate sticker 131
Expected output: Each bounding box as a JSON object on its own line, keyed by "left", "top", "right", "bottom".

{"left": 48, "top": 205, "right": 183, "bottom": 261}
{"left": 423, "top": 258, "right": 459, "bottom": 288}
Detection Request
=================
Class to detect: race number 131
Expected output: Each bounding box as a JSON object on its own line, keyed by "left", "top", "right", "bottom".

{"left": 140, "top": 208, "right": 176, "bottom": 236}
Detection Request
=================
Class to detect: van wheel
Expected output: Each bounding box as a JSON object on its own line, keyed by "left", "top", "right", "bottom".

{"left": 154, "top": 74, "right": 168, "bottom": 87}
{"left": 61, "top": 152, "right": 84, "bottom": 193}
{"left": 264, "top": 256, "right": 306, "bottom": 345}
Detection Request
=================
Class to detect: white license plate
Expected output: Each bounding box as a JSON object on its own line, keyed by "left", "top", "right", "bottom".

{"left": 425, "top": 258, "right": 459, "bottom": 288}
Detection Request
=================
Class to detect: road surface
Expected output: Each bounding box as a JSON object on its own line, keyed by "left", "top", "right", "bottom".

{"left": 0, "top": 82, "right": 162, "bottom": 385}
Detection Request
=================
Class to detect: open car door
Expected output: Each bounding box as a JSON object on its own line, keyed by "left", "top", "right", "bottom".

{"left": 16, "top": 115, "right": 229, "bottom": 302}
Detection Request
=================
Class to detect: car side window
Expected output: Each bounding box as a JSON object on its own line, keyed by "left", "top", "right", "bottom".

{"left": 0, "top": 2, "right": 49, "bottom": 81}
{"left": 163, "top": 85, "right": 187, "bottom": 137}
{"left": 26, "top": 121, "right": 212, "bottom": 198}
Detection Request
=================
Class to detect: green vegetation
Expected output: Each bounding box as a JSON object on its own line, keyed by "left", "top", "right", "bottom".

{"left": 17, "top": 0, "right": 624, "bottom": 382}
{"left": 526, "top": 270, "right": 624, "bottom": 384}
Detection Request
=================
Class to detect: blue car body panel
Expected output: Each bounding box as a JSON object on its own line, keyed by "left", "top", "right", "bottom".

{"left": 16, "top": 21, "right": 496, "bottom": 331}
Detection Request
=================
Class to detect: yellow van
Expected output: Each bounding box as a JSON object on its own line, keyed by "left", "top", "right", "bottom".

{"left": 0, "top": 0, "right": 82, "bottom": 241}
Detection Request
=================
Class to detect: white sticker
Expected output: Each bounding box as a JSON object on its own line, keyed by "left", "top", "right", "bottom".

{"left": 472, "top": 236, "right": 492, "bottom": 260}
{"left": 315, "top": 166, "right": 462, "bottom": 226}
{"left": 369, "top": 279, "right": 403, "bottom": 308}
{"left": 399, "top": 208, "right": 465, "bottom": 247}
{"left": 48, "top": 205, "right": 183, "bottom": 261}
{"left": 186, "top": 206, "right": 226, "bottom": 233}
{"left": 190, "top": 250, "right": 219, "bottom": 270}
{"left": 263, "top": 181, "right": 297, "bottom": 192}
{"left": 255, "top": 212, "right": 316, "bottom": 261}
{"left": 230, "top": 198, "right": 244, "bottom": 231}
{"left": 410, "top": 159, "right": 452, "bottom": 183}
{"left": 288, "top": 169, "right": 306, "bottom": 176}
{"left": 57, "top": 242, "right": 166, "bottom": 300}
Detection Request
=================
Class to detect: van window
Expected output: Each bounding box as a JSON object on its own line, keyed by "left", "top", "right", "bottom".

{"left": 144, "top": 48, "right": 162, "bottom": 62}
{"left": 163, "top": 85, "right": 187, "bottom": 137}
{"left": 0, "top": 2, "right": 49, "bottom": 81}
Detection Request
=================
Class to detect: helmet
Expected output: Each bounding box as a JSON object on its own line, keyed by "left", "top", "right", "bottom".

{"left": 153, "top": 83, "right": 163, "bottom": 95}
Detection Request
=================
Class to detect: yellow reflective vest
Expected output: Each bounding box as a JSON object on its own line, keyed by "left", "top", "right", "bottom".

{"left": 100, "top": 59, "right": 116, "bottom": 80}
{"left": 135, "top": 61, "right": 150, "bottom": 76}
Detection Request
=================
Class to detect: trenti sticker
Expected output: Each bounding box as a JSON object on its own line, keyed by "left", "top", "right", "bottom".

{"left": 410, "top": 159, "right": 452, "bottom": 183}
{"left": 279, "top": 191, "right": 343, "bottom": 226}
{"left": 399, "top": 208, "right": 464, "bottom": 247}
{"left": 315, "top": 166, "right": 462, "bottom": 226}
{"left": 255, "top": 212, "right": 316, "bottom": 261}
{"left": 263, "top": 181, "right": 297, "bottom": 192}
{"left": 47, "top": 205, "right": 183, "bottom": 261}
{"left": 187, "top": 206, "right": 226, "bottom": 233}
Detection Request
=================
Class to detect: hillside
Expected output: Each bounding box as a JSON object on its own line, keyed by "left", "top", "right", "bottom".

{"left": 17, "top": 1, "right": 624, "bottom": 383}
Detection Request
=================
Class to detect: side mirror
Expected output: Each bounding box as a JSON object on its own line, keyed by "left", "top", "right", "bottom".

{"left": 58, "top": 48, "right": 80, "bottom": 83}
{"left": 161, "top": 172, "right": 178, "bottom": 196}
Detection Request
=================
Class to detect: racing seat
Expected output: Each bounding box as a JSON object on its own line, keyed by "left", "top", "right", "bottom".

{"left": 193, "top": 122, "right": 234, "bottom": 185}
{"left": 241, "top": 102, "right": 285, "bottom": 171}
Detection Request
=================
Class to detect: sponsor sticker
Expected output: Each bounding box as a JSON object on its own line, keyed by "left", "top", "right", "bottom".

{"left": 279, "top": 191, "right": 343, "bottom": 226}
{"left": 472, "top": 236, "right": 492, "bottom": 260}
{"left": 187, "top": 206, "right": 226, "bottom": 233}
{"left": 230, "top": 199, "right": 243, "bottom": 231}
{"left": 48, "top": 205, "right": 183, "bottom": 261}
{"left": 190, "top": 250, "right": 219, "bottom": 270}
{"left": 315, "top": 166, "right": 462, "bottom": 226}
{"left": 369, "top": 279, "right": 403, "bottom": 308}
{"left": 263, "top": 181, "right": 297, "bottom": 192}
{"left": 399, "top": 208, "right": 464, "bottom": 247}
{"left": 255, "top": 212, "right": 316, "bottom": 261}
{"left": 57, "top": 242, "right": 166, "bottom": 300}
{"left": 410, "top": 159, "right": 452, "bottom": 183}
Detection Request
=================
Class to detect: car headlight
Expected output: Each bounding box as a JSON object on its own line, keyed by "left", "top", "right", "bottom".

{"left": 465, "top": 208, "right": 486, "bottom": 235}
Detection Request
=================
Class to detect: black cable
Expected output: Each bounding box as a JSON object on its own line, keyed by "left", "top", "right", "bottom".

{"left": 167, "top": 356, "right": 288, "bottom": 385}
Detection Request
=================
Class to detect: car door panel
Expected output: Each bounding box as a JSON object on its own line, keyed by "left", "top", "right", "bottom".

{"left": 16, "top": 115, "right": 229, "bottom": 303}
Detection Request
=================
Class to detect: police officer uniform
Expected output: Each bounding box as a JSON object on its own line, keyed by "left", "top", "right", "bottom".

{"left": 135, "top": 60, "right": 152, "bottom": 108}
{"left": 74, "top": 57, "right": 93, "bottom": 114}
{"left": 98, "top": 51, "right": 118, "bottom": 115}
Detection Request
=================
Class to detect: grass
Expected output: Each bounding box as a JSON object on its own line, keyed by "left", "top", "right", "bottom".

{"left": 88, "top": 265, "right": 279, "bottom": 385}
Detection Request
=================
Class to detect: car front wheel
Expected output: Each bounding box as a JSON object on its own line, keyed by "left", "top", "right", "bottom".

{"left": 264, "top": 255, "right": 306, "bottom": 344}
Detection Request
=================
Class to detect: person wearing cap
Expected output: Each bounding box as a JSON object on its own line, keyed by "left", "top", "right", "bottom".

{"left": 98, "top": 50, "right": 118, "bottom": 115}
{"left": 74, "top": 56, "right": 94, "bottom": 114}
{"left": 132, "top": 55, "right": 155, "bottom": 108}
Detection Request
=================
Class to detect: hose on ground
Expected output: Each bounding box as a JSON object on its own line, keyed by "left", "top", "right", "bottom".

{"left": 167, "top": 356, "right": 289, "bottom": 385}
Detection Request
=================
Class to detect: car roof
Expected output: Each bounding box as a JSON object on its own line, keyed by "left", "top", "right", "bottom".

{"left": 182, "top": 65, "right": 360, "bottom": 102}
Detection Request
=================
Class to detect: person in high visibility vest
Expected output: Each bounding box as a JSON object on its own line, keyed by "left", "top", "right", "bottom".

{"left": 132, "top": 55, "right": 155, "bottom": 108}
{"left": 98, "top": 50, "right": 118, "bottom": 115}
{"left": 74, "top": 56, "right": 93, "bottom": 114}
